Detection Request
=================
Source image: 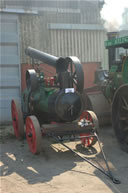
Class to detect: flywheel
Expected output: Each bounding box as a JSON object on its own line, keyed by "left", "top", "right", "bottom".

{"left": 65, "top": 56, "right": 84, "bottom": 93}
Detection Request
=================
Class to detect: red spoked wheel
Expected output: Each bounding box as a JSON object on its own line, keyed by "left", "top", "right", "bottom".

{"left": 80, "top": 110, "right": 99, "bottom": 147}
{"left": 11, "top": 99, "right": 24, "bottom": 140}
{"left": 26, "top": 116, "right": 42, "bottom": 154}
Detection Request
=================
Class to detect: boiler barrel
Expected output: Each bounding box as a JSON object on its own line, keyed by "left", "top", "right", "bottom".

{"left": 25, "top": 47, "right": 58, "bottom": 68}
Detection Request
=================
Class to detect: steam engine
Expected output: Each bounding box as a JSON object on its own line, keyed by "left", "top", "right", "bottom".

{"left": 22, "top": 47, "right": 84, "bottom": 124}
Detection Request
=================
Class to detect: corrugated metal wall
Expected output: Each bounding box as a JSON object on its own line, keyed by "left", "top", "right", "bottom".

{"left": 19, "top": 14, "right": 108, "bottom": 69}
{"left": 19, "top": 15, "right": 42, "bottom": 64}
{"left": 80, "top": 0, "right": 102, "bottom": 24}
{"left": 0, "top": 13, "right": 21, "bottom": 123}
{"left": 49, "top": 29, "right": 108, "bottom": 64}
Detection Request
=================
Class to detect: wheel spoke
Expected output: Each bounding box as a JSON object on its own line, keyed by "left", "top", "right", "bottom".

{"left": 79, "top": 111, "right": 98, "bottom": 147}
{"left": 72, "top": 71, "right": 77, "bottom": 78}
{"left": 124, "top": 127, "right": 128, "bottom": 131}
{"left": 122, "top": 97, "right": 128, "bottom": 111}
{"left": 120, "top": 116, "right": 128, "bottom": 121}
{"left": 73, "top": 78, "right": 78, "bottom": 86}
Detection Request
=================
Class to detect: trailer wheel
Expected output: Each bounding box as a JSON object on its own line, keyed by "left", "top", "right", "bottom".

{"left": 11, "top": 99, "right": 24, "bottom": 140}
{"left": 80, "top": 111, "right": 99, "bottom": 147}
{"left": 26, "top": 116, "right": 42, "bottom": 154}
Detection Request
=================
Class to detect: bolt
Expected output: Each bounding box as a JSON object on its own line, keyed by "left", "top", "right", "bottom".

{"left": 28, "top": 132, "right": 32, "bottom": 137}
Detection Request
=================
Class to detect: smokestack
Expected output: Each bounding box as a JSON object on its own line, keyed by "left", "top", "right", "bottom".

{"left": 107, "top": 32, "right": 118, "bottom": 69}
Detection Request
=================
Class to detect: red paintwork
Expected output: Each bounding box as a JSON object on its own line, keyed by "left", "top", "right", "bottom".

{"left": 26, "top": 117, "right": 37, "bottom": 154}
{"left": 11, "top": 100, "right": 20, "bottom": 139}
{"left": 79, "top": 111, "right": 95, "bottom": 147}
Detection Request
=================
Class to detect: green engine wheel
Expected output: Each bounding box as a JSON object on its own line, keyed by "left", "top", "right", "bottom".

{"left": 112, "top": 84, "right": 128, "bottom": 153}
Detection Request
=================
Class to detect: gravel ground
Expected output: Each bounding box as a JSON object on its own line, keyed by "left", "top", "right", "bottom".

{"left": 0, "top": 124, "right": 128, "bottom": 193}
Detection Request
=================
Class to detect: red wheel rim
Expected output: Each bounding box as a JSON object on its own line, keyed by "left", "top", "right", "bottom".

{"left": 80, "top": 111, "right": 95, "bottom": 147}
{"left": 11, "top": 100, "right": 24, "bottom": 139}
{"left": 26, "top": 117, "right": 37, "bottom": 154}
{"left": 11, "top": 100, "right": 19, "bottom": 138}
{"left": 26, "top": 116, "right": 42, "bottom": 154}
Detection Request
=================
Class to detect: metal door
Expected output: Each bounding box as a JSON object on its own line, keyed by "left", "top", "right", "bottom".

{"left": 0, "top": 13, "right": 21, "bottom": 123}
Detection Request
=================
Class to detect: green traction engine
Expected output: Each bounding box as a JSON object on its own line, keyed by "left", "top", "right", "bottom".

{"left": 95, "top": 35, "right": 128, "bottom": 152}
{"left": 22, "top": 47, "right": 84, "bottom": 123}
{"left": 11, "top": 47, "right": 99, "bottom": 154}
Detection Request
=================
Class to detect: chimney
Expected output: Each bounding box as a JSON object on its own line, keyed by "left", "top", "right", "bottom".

{"left": 107, "top": 32, "right": 118, "bottom": 69}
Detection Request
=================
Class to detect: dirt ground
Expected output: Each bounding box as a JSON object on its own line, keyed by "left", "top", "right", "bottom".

{"left": 0, "top": 124, "right": 128, "bottom": 193}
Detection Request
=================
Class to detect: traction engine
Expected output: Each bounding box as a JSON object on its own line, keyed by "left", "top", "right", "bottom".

{"left": 95, "top": 35, "right": 128, "bottom": 152}
{"left": 11, "top": 47, "right": 99, "bottom": 154}
{"left": 11, "top": 47, "right": 121, "bottom": 184}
